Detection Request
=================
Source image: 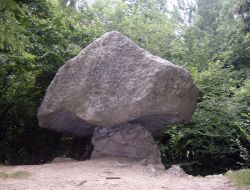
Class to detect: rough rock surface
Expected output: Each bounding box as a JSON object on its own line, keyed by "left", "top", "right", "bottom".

{"left": 166, "top": 165, "right": 186, "bottom": 177}
{"left": 37, "top": 31, "right": 198, "bottom": 136}
{"left": 91, "top": 123, "right": 162, "bottom": 164}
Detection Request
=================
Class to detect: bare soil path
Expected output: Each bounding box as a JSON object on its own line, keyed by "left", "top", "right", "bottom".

{"left": 0, "top": 158, "right": 236, "bottom": 190}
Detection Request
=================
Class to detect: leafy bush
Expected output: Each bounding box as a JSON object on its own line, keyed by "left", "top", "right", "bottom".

{"left": 0, "top": 0, "right": 95, "bottom": 165}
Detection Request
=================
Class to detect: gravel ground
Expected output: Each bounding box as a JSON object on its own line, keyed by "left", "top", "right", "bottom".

{"left": 0, "top": 158, "right": 237, "bottom": 190}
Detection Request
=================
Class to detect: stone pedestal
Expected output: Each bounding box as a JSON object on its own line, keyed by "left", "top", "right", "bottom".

{"left": 91, "top": 123, "right": 162, "bottom": 164}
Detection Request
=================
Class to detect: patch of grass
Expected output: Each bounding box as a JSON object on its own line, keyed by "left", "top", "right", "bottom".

{"left": 226, "top": 169, "right": 250, "bottom": 189}
{"left": 0, "top": 172, "right": 9, "bottom": 178}
{"left": 0, "top": 171, "right": 30, "bottom": 179}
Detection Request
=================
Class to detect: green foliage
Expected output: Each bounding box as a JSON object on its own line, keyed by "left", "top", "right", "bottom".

{"left": 85, "top": 0, "right": 178, "bottom": 58}
{"left": 0, "top": 171, "right": 30, "bottom": 179}
{"left": 158, "top": 0, "right": 250, "bottom": 175}
{"left": 158, "top": 62, "right": 250, "bottom": 175}
{"left": 0, "top": 0, "right": 27, "bottom": 51}
{"left": 238, "top": 0, "right": 250, "bottom": 33}
{"left": 226, "top": 169, "right": 250, "bottom": 189}
{"left": 0, "top": 0, "right": 95, "bottom": 164}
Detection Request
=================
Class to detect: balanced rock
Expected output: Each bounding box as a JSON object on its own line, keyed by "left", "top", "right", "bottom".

{"left": 37, "top": 31, "right": 198, "bottom": 137}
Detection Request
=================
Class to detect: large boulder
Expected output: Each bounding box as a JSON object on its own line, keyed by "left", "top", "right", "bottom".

{"left": 37, "top": 31, "right": 198, "bottom": 136}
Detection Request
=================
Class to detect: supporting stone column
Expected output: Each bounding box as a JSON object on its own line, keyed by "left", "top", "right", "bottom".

{"left": 91, "top": 123, "right": 162, "bottom": 165}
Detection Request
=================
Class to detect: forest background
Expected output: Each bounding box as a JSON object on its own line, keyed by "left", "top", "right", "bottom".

{"left": 0, "top": 0, "right": 249, "bottom": 176}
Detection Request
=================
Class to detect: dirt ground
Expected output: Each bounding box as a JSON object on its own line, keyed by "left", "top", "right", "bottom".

{"left": 0, "top": 158, "right": 237, "bottom": 190}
